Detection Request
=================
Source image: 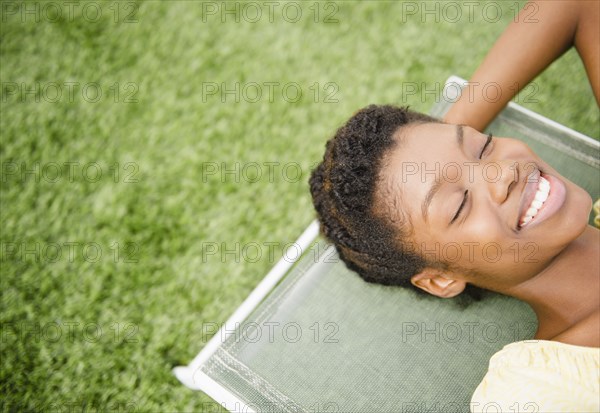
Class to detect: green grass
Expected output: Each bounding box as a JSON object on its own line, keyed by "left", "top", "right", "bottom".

{"left": 1, "top": 1, "right": 598, "bottom": 411}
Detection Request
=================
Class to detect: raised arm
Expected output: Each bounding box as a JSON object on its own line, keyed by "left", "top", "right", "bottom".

{"left": 444, "top": 0, "right": 600, "bottom": 131}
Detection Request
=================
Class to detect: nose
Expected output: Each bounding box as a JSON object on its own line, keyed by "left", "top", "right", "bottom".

{"left": 484, "top": 159, "right": 519, "bottom": 204}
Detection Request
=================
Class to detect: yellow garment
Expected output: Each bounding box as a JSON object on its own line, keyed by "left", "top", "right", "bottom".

{"left": 471, "top": 340, "right": 600, "bottom": 413}
{"left": 594, "top": 198, "right": 600, "bottom": 228}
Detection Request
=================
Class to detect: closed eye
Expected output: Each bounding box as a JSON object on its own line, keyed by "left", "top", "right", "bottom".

{"left": 450, "top": 134, "right": 492, "bottom": 225}
{"left": 451, "top": 190, "right": 468, "bottom": 224}
{"left": 479, "top": 133, "right": 493, "bottom": 159}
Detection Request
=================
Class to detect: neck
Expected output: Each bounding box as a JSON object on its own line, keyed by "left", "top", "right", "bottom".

{"left": 505, "top": 225, "right": 600, "bottom": 343}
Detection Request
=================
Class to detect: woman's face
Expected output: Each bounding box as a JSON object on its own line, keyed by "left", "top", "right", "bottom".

{"left": 378, "top": 122, "right": 592, "bottom": 292}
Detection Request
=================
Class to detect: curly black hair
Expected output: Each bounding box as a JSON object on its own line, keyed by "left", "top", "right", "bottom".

{"left": 309, "top": 104, "right": 485, "bottom": 301}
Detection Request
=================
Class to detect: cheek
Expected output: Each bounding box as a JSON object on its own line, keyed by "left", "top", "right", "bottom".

{"left": 504, "top": 137, "right": 536, "bottom": 157}
{"left": 565, "top": 183, "right": 592, "bottom": 228}
{"left": 464, "top": 208, "right": 505, "bottom": 241}
{"left": 441, "top": 211, "right": 508, "bottom": 269}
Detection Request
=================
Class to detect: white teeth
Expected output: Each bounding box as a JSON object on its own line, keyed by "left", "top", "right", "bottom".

{"left": 534, "top": 190, "right": 548, "bottom": 202}
{"left": 525, "top": 207, "right": 537, "bottom": 217}
{"left": 519, "top": 176, "right": 551, "bottom": 227}
{"left": 531, "top": 199, "right": 543, "bottom": 209}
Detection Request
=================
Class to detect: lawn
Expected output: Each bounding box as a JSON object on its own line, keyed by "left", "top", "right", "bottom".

{"left": 1, "top": 1, "right": 598, "bottom": 412}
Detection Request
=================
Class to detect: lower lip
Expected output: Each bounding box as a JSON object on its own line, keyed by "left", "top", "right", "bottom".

{"left": 521, "top": 172, "right": 566, "bottom": 229}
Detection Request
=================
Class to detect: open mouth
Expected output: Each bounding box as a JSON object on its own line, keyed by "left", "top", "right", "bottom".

{"left": 516, "top": 169, "right": 566, "bottom": 230}
{"left": 519, "top": 175, "right": 550, "bottom": 227}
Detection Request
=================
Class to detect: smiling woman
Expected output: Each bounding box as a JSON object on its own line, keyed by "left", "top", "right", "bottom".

{"left": 309, "top": 104, "right": 599, "bottom": 411}
{"left": 377, "top": 120, "right": 593, "bottom": 296}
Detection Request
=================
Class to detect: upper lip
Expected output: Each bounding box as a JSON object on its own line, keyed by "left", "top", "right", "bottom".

{"left": 515, "top": 166, "right": 541, "bottom": 229}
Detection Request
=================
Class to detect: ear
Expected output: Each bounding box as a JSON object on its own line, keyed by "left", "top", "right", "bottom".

{"left": 411, "top": 268, "right": 466, "bottom": 298}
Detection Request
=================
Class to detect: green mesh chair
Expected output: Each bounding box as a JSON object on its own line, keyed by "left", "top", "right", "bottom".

{"left": 174, "top": 76, "right": 599, "bottom": 412}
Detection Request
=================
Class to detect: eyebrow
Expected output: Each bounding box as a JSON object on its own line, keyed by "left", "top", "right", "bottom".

{"left": 421, "top": 125, "right": 464, "bottom": 222}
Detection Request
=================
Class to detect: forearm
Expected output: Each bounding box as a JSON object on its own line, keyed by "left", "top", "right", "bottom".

{"left": 444, "top": 1, "right": 581, "bottom": 131}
